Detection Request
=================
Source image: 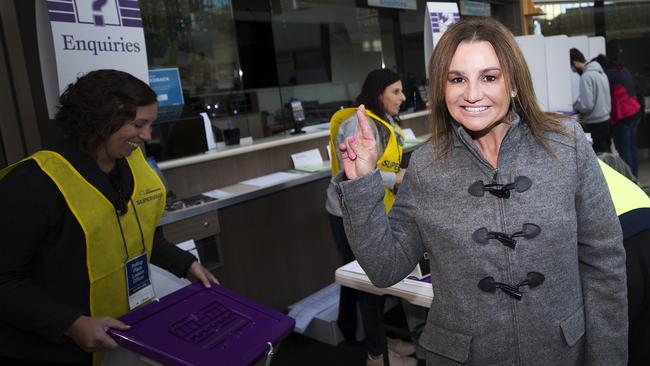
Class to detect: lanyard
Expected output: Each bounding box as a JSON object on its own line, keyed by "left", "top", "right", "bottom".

{"left": 114, "top": 199, "right": 146, "bottom": 260}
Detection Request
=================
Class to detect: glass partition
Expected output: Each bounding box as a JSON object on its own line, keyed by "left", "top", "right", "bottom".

{"left": 141, "top": 0, "right": 241, "bottom": 94}
{"left": 141, "top": 0, "right": 267, "bottom": 141}
{"left": 140, "top": 0, "right": 430, "bottom": 147}
{"left": 270, "top": 1, "right": 390, "bottom": 131}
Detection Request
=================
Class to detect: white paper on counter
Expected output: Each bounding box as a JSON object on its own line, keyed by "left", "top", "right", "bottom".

{"left": 240, "top": 171, "right": 305, "bottom": 187}
{"left": 402, "top": 128, "right": 418, "bottom": 142}
{"left": 202, "top": 189, "right": 234, "bottom": 200}
{"left": 291, "top": 148, "right": 323, "bottom": 170}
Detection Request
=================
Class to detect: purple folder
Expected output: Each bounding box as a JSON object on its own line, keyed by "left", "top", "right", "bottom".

{"left": 108, "top": 282, "right": 295, "bottom": 366}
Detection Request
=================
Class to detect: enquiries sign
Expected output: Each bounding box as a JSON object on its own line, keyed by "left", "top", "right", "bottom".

{"left": 423, "top": 2, "right": 460, "bottom": 77}
{"left": 46, "top": 0, "right": 149, "bottom": 94}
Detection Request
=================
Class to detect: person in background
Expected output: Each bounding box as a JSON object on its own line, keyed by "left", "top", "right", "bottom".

{"left": 334, "top": 18, "right": 627, "bottom": 365}
{"left": 326, "top": 68, "right": 418, "bottom": 366}
{"left": 0, "top": 69, "right": 217, "bottom": 366}
{"left": 598, "top": 160, "right": 650, "bottom": 366}
{"left": 594, "top": 54, "right": 642, "bottom": 178}
{"left": 571, "top": 47, "right": 612, "bottom": 153}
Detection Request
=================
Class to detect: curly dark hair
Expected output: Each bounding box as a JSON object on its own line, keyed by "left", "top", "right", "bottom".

{"left": 55, "top": 69, "right": 157, "bottom": 155}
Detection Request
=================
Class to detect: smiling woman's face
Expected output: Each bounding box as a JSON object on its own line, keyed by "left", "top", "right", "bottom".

{"left": 380, "top": 80, "right": 406, "bottom": 116}
{"left": 99, "top": 103, "right": 158, "bottom": 161}
{"left": 445, "top": 40, "right": 510, "bottom": 134}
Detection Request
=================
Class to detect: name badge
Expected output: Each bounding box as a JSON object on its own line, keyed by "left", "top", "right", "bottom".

{"left": 125, "top": 254, "right": 155, "bottom": 310}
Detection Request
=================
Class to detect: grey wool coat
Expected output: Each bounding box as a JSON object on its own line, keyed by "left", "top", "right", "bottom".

{"left": 334, "top": 113, "right": 628, "bottom": 366}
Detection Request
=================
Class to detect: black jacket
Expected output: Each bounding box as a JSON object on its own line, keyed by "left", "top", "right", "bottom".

{"left": 0, "top": 142, "right": 196, "bottom": 363}
{"left": 620, "top": 208, "right": 650, "bottom": 366}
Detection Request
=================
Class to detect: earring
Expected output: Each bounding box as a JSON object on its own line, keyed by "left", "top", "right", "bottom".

{"left": 511, "top": 90, "right": 517, "bottom": 98}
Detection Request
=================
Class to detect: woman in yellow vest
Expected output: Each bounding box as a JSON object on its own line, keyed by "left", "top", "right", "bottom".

{"left": 0, "top": 70, "right": 216, "bottom": 366}
{"left": 326, "top": 69, "right": 417, "bottom": 366}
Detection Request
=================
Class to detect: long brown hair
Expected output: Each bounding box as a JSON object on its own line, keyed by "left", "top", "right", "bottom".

{"left": 427, "top": 17, "right": 566, "bottom": 157}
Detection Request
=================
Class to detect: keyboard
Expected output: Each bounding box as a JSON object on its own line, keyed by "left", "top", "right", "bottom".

{"left": 169, "top": 300, "right": 252, "bottom": 349}
{"left": 165, "top": 194, "right": 217, "bottom": 212}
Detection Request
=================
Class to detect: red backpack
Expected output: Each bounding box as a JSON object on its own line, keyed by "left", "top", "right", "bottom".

{"left": 611, "top": 83, "right": 641, "bottom": 124}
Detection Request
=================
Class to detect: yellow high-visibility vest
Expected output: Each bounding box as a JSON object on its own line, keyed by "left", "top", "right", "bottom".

{"left": 0, "top": 148, "right": 165, "bottom": 365}
{"left": 329, "top": 108, "right": 403, "bottom": 212}
{"left": 598, "top": 159, "right": 650, "bottom": 215}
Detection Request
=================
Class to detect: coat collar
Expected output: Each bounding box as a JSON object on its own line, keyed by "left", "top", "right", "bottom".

{"left": 449, "top": 111, "right": 525, "bottom": 173}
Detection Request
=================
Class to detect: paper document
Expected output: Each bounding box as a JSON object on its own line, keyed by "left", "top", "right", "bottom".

{"left": 288, "top": 283, "right": 341, "bottom": 333}
{"left": 240, "top": 171, "right": 305, "bottom": 187}
{"left": 176, "top": 240, "right": 199, "bottom": 259}
{"left": 402, "top": 128, "right": 418, "bottom": 142}
{"left": 201, "top": 112, "right": 217, "bottom": 151}
{"left": 404, "top": 276, "right": 433, "bottom": 287}
{"left": 202, "top": 189, "right": 234, "bottom": 200}
{"left": 342, "top": 260, "right": 365, "bottom": 274}
{"left": 293, "top": 165, "right": 328, "bottom": 173}
{"left": 291, "top": 148, "right": 324, "bottom": 171}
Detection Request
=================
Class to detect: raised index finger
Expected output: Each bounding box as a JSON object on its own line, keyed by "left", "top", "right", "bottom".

{"left": 356, "top": 104, "right": 374, "bottom": 141}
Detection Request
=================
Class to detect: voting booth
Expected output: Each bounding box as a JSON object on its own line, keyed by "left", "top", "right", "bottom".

{"left": 514, "top": 33, "right": 606, "bottom": 113}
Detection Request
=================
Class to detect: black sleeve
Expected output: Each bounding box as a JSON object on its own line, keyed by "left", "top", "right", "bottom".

{"left": 0, "top": 162, "right": 84, "bottom": 343}
{"left": 150, "top": 227, "right": 197, "bottom": 278}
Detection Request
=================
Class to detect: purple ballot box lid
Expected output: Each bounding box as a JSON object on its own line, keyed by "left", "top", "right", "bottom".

{"left": 108, "top": 282, "right": 295, "bottom": 366}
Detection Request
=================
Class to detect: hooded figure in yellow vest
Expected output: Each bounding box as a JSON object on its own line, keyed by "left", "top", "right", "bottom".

{"left": 325, "top": 69, "right": 421, "bottom": 366}
{"left": 598, "top": 159, "right": 650, "bottom": 365}
{"left": 0, "top": 70, "right": 217, "bottom": 366}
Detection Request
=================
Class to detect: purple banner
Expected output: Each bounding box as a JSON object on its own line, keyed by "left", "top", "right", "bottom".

{"left": 48, "top": 11, "right": 76, "bottom": 23}
{"left": 119, "top": 0, "right": 140, "bottom": 9}
{"left": 122, "top": 18, "right": 143, "bottom": 28}
{"left": 120, "top": 8, "right": 141, "bottom": 19}
{"left": 47, "top": 1, "right": 74, "bottom": 12}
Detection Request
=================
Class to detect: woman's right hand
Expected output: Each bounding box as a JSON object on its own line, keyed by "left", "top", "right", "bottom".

{"left": 339, "top": 105, "right": 379, "bottom": 180}
{"left": 65, "top": 315, "right": 130, "bottom": 353}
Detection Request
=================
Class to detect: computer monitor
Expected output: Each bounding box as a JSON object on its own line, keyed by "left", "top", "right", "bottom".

{"left": 145, "top": 108, "right": 208, "bottom": 162}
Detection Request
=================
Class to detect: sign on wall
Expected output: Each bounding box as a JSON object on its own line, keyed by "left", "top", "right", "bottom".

{"left": 46, "top": 0, "right": 149, "bottom": 94}
{"left": 149, "top": 68, "right": 184, "bottom": 107}
{"left": 367, "top": 0, "right": 417, "bottom": 10}
{"left": 423, "top": 2, "right": 460, "bottom": 77}
{"left": 459, "top": 0, "right": 491, "bottom": 17}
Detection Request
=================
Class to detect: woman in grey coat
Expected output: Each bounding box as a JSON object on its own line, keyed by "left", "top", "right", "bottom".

{"left": 332, "top": 18, "right": 627, "bottom": 366}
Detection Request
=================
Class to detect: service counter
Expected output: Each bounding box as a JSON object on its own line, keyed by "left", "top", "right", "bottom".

{"left": 156, "top": 110, "right": 430, "bottom": 311}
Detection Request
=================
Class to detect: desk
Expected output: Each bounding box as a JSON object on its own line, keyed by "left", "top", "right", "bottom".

{"left": 335, "top": 261, "right": 432, "bottom": 366}
{"left": 154, "top": 112, "right": 431, "bottom": 312}
{"left": 335, "top": 261, "right": 433, "bottom": 309}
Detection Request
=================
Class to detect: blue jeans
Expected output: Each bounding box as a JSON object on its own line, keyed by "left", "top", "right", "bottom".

{"left": 612, "top": 111, "right": 642, "bottom": 177}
